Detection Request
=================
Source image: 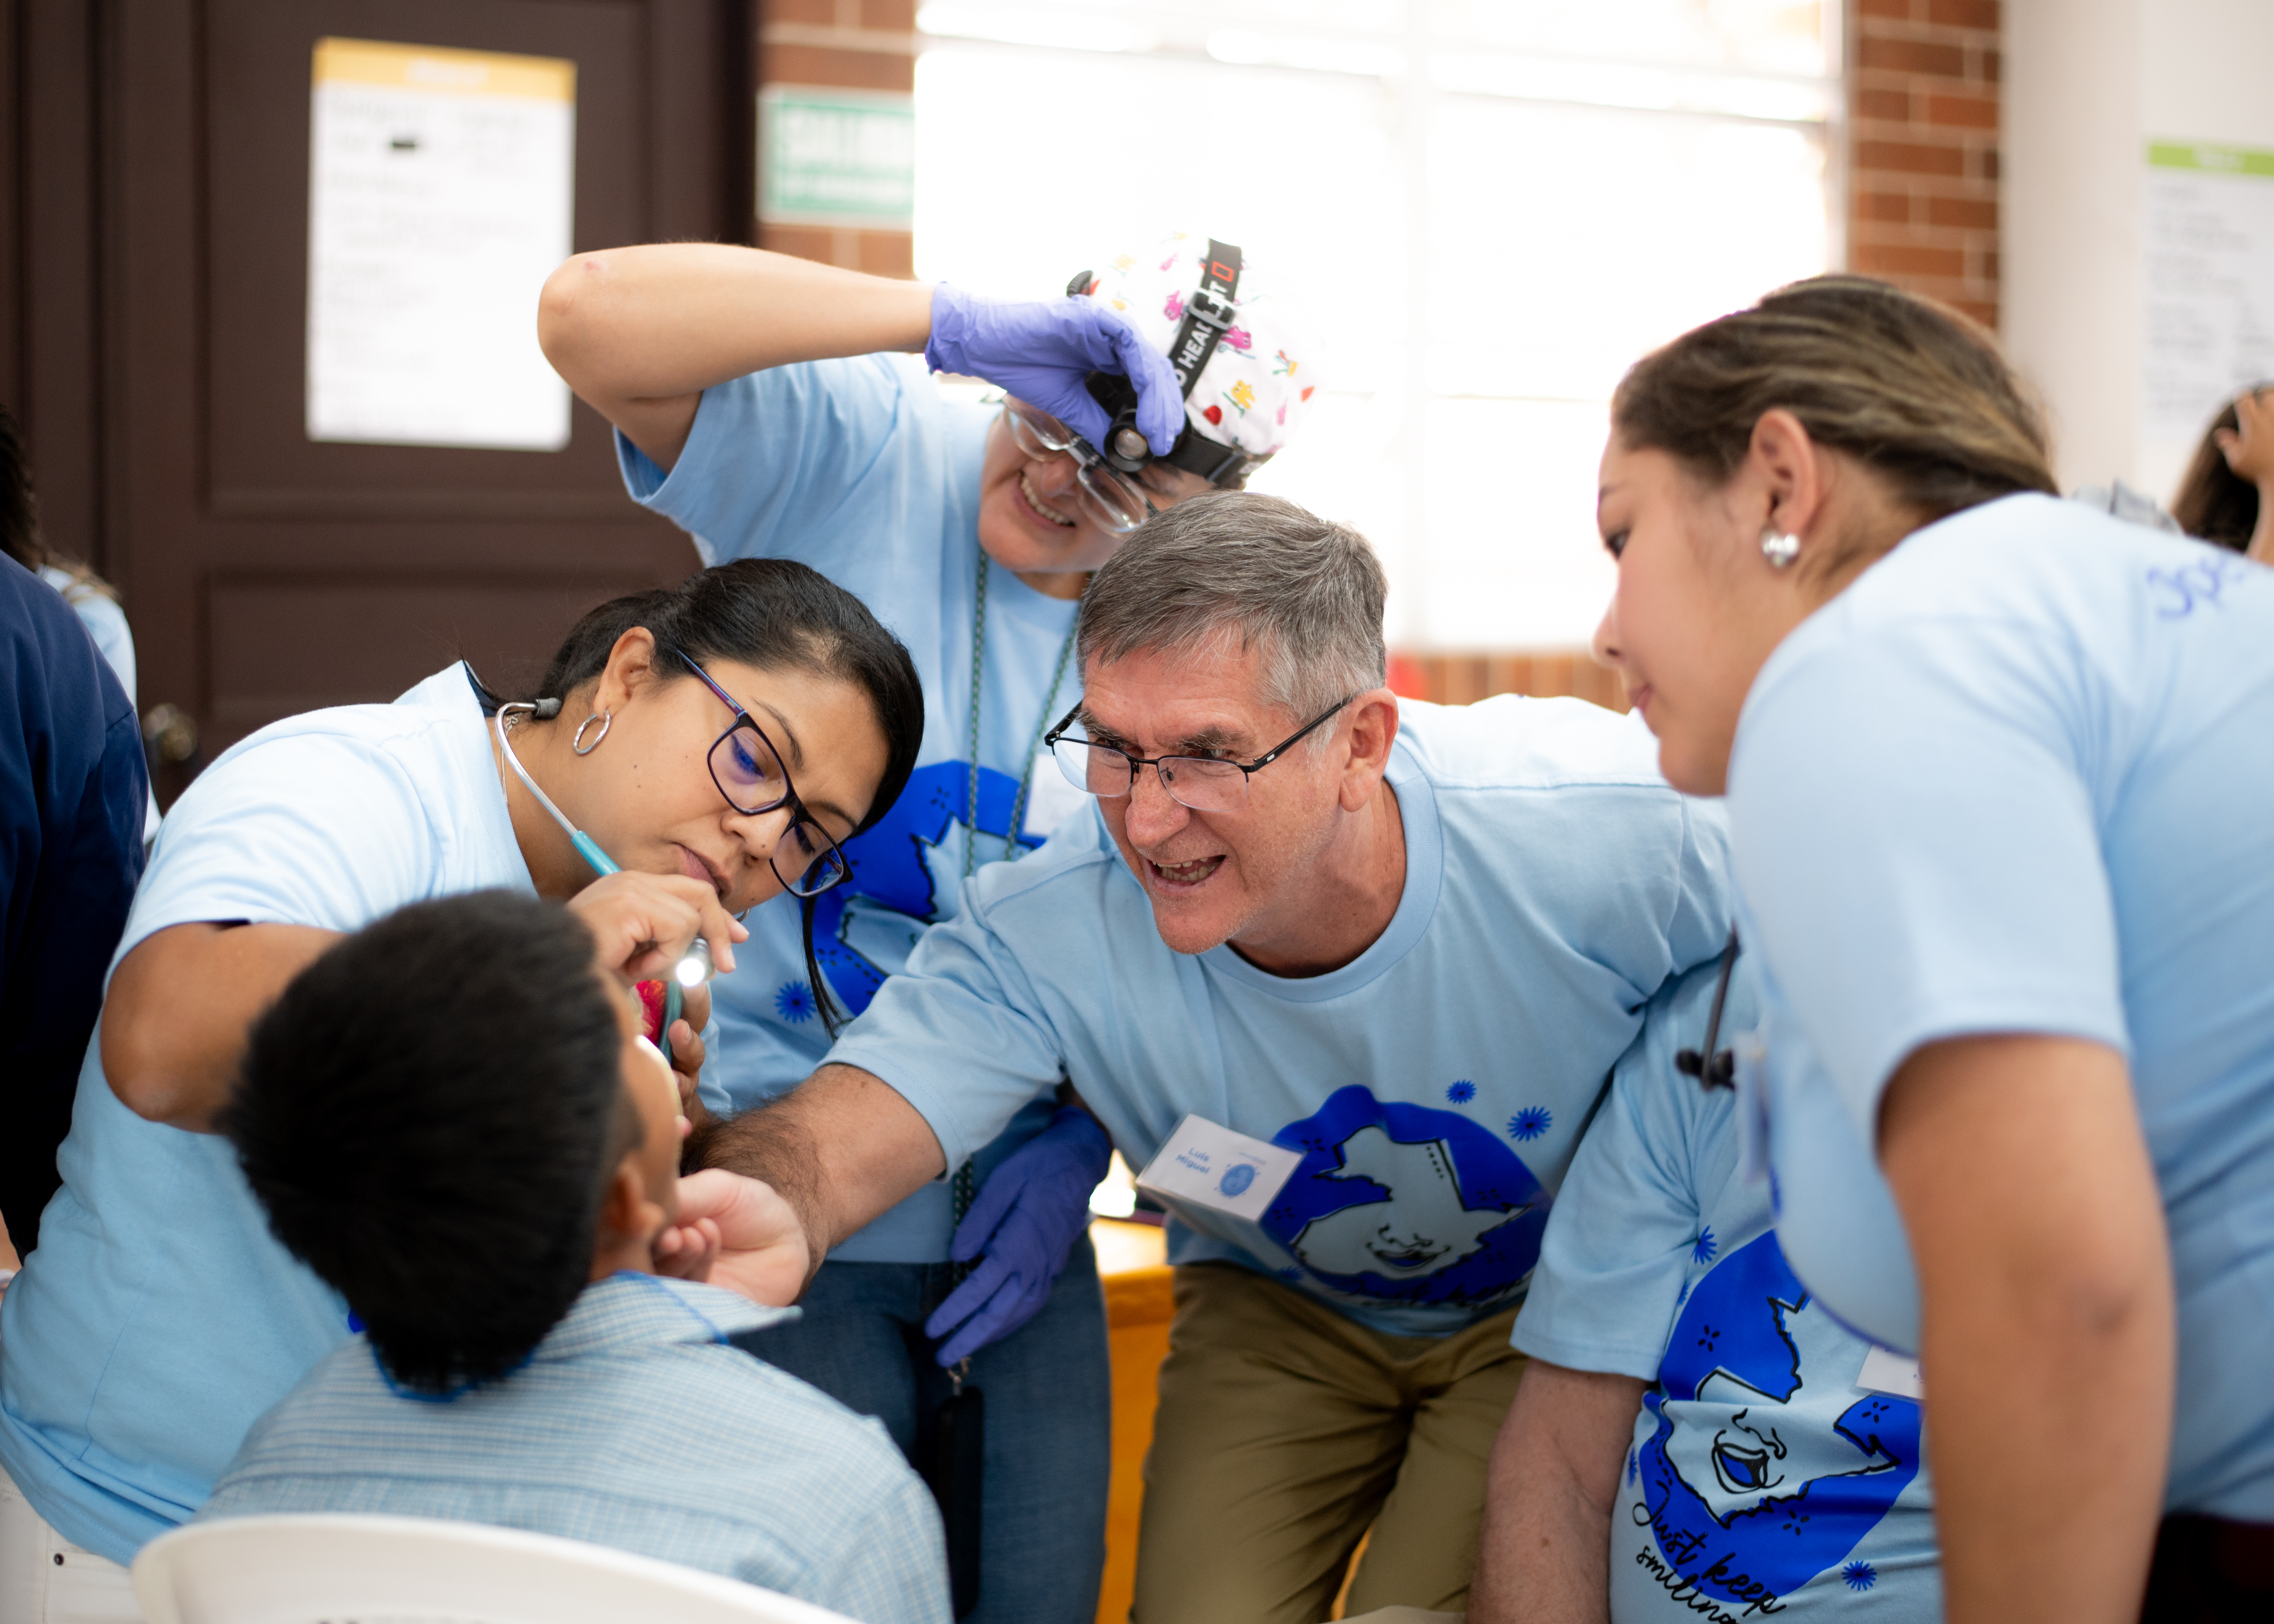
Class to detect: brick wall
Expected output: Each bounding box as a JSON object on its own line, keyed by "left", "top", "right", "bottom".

{"left": 1847, "top": 0, "right": 2003, "bottom": 329}
{"left": 755, "top": 0, "right": 918, "bottom": 278}
{"left": 1388, "top": 652, "right": 1631, "bottom": 714}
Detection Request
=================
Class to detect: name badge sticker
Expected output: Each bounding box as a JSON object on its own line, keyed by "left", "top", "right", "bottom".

{"left": 1137, "top": 1114, "right": 1301, "bottom": 1223}
{"left": 1855, "top": 1343, "right": 1924, "bottom": 1402}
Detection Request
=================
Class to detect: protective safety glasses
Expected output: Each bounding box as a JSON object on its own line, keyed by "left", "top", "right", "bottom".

{"left": 677, "top": 652, "right": 851, "bottom": 898}
{"left": 1000, "top": 400, "right": 1161, "bottom": 536}
{"left": 1041, "top": 697, "right": 1354, "bottom": 815}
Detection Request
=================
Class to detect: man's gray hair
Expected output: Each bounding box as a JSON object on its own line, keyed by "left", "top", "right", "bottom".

{"left": 1078, "top": 492, "right": 1388, "bottom": 728}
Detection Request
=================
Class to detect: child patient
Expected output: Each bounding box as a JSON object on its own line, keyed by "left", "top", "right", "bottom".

{"left": 198, "top": 890, "right": 951, "bottom": 1624}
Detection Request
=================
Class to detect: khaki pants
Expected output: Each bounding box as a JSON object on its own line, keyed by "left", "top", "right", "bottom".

{"left": 1132, "top": 1262, "right": 1525, "bottom": 1624}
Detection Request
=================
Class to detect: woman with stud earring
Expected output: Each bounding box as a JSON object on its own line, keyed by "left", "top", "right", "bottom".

{"left": 0, "top": 558, "right": 923, "bottom": 1613}
{"left": 1584, "top": 275, "right": 2274, "bottom": 1623}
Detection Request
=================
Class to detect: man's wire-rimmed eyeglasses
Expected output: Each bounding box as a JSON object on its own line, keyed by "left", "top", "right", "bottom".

{"left": 1041, "top": 696, "right": 1355, "bottom": 814}
{"left": 678, "top": 650, "right": 852, "bottom": 898}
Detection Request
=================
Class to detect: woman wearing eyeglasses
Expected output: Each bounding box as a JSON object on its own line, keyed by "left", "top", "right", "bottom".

{"left": 1585, "top": 276, "right": 2274, "bottom": 1622}
{"left": 0, "top": 560, "right": 923, "bottom": 1610}
{"left": 536, "top": 235, "right": 1319, "bottom": 1622}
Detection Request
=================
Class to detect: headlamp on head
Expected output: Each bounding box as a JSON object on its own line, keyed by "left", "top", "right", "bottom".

{"left": 1064, "top": 238, "right": 1268, "bottom": 491}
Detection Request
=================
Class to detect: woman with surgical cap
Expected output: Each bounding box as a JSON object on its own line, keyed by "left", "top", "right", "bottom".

{"left": 539, "top": 232, "right": 1321, "bottom": 1623}
{"left": 1586, "top": 274, "right": 2274, "bottom": 1623}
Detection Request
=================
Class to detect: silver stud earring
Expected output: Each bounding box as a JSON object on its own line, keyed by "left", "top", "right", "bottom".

{"left": 1760, "top": 527, "right": 1801, "bottom": 569}
{"left": 572, "top": 711, "right": 613, "bottom": 754}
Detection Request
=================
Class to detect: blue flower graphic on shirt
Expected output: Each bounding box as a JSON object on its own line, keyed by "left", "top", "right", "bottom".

{"left": 1843, "top": 1561, "right": 1877, "bottom": 1592}
{"left": 1507, "top": 1106, "right": 1551, "bottom": 1141}
{"left": 1693, "top": 1227, "right": 1718, "bottom": 1265}
{"left": 774, "top": 980, "right": 817, "bottom": 1024}
{"left": 1444, "top": 1080, "right": 1476, "bottom": 1104}
{"left": 1628, "top": 1448, "right": 1639, "bottom": 1486}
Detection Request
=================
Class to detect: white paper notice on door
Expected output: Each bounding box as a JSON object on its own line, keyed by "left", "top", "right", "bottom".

{"left": 306, "top": 38, "right": 575, "bottom": 452}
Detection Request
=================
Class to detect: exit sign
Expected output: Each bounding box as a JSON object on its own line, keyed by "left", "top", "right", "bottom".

{"left": 759, "top": 86, "right": 916, "bottom": 228}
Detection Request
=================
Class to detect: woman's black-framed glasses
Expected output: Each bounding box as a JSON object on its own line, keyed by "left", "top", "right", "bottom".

{"left": 1041, "top": 696, "right": 1354, "bottom": 814}
{"left": 678, "top": 651, "right": 851, "bottom": 898}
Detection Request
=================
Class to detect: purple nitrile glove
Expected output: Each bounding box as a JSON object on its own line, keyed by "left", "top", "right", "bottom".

{"left": 926, "top": 284, "right": 1184, "bottom": 455}
{"left": 924, "top": 1105, "right": 1114, "bottom": 1367}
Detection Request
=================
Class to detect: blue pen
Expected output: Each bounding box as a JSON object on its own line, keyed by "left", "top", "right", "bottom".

{"left": 493, "top": 704, "right": 714, "bottom": 1044}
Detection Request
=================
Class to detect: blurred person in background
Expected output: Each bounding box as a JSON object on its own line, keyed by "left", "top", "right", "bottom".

{"left": 539, "top": 231, "right": 1320, "bottom": 1622}
{"left": 2171, "top": 386, "right": 2273, "bottom": 563}
{"left": 0, "top": 405, "right": 158, "bottom": 847}
{"left": 0, "top": 550, "right": 146, "bottom": 1264}
{"left": 1590, "top": 275, "right": 2274, "bottom": 1623}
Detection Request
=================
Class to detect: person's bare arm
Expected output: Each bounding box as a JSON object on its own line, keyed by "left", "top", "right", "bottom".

{"left": 695, "top": 1062, "right": 946, "bottom": 1282}
{"left": 536, "top": 244, "right": 936, "bottom": 471}
{"left": 2211, "top": 388, "right": 2274, "bottom": 563}
{"left": 1470, "top": 1360, "right": 1645, "bottom": 1624}
{"left": 103, "top": 922, "right": 342, "bottom": 1130}
{"left": 1880, "top": 1035, "right": 2172, "bottom": 1624}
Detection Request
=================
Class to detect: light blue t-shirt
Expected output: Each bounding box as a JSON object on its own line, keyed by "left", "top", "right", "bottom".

{"left": 618, "top": 355, "right": 1080, "bottom": 1261}
{"left": 0, "top": 681, "right": 533, "bottom": 1563}
{"left": 830, "top": 695, "right": 1732, "bottom": 1336}
{"left": 1727, "top": 493, "right": 2274, "bottom": 1521}
{"left": 1517, "top": 960, "right": 1940, "bottom": 1621}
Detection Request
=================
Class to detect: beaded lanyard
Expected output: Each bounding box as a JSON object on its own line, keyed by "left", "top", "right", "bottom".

{"left": 950, "top": 547, "right": 1077, "bottom": 1235}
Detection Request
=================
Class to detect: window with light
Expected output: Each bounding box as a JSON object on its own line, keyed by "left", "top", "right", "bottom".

{"left": 915, "top": 0, "right": 1838, "bottom": 652}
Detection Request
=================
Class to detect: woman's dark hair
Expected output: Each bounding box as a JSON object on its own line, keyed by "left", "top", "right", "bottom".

{"left": 223, "top": 891, "right": 641, "bottom": 1395}
{"left": 0, "top": 401, "right": 119, "bottom": 604}
{"left": 2171, "top": 393, "right": 2265, "bottom": 550}
{"left": 1612, "top": 276, "right": 2059, "bottom": 578}
{"left": 0, "top": 403, "right": 41, "bottom": 573}
{"left": 513, "top": 558, "right": 926, "bottom": 1031}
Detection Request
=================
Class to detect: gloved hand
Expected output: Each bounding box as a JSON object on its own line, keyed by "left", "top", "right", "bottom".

{"left": 926, "top": 285, "right": 1185, "bottom": 455}
{"left": 924, "top": 1106, "right": 1114, "bottom": 1367}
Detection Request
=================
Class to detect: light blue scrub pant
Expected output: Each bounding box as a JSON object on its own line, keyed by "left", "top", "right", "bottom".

{"left": 733, "top": 1236, "right": 1111, "bottom": 1624}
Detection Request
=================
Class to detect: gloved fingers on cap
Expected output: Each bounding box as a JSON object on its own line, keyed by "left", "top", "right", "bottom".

{"left": 1044, "top": 385, "right": 1114, "bottom": 449}
{"left": 1114, "top": 329, "right": 1187, "bottom": 456}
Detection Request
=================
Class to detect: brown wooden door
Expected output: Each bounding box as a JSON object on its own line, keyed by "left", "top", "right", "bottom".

{"left": 91, "top": 0, "right": 748, "bottom": 800}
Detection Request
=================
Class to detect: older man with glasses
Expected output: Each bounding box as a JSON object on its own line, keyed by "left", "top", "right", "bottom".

{"left": 701, "top": 491, "right": 1735, "bottom": 1624}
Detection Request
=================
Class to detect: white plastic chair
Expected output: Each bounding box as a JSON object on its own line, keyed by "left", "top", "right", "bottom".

{"left": 132, "top": 1513, "right": 864, "bottom": 1624}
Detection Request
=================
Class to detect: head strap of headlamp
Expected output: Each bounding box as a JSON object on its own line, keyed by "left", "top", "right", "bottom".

{"left": 1064, "top": 239, "right": 1267, "bottom": 489}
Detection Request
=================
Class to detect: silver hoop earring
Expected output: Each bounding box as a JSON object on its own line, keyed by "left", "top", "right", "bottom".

{"left": 1760, "top": 528, "right": 1801, "bottom": 569}
{"left": 572, "top": 711, "right": 612, "bottom": 754}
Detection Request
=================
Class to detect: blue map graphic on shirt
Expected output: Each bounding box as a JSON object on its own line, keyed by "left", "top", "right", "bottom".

{"left": 1259, "top": 1086, "right": 1550, "bottom": 1309}
{"left": 810, "top": 759, "right": 1040, "bottom": 1018}
{"left": 1633, "top": 1232, "right": 1922, "bottom": 1612}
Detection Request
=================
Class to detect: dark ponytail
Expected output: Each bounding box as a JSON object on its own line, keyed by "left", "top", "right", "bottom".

{"left": 517, "top": 558, "right": 925, "bottom": 1032}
